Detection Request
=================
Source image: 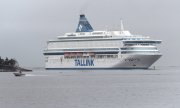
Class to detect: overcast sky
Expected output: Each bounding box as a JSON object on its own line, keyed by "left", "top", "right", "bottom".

{"left": 0, "top": 0, "right": 180, "bottom": 68}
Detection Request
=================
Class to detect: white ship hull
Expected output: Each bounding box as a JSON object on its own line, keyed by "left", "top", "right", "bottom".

{"left": 45, "top": 54, "right": 161, "bottom": 69}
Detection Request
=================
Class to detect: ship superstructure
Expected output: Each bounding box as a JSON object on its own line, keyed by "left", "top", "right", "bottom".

{"left": 44, "top": 14, "right": 162, "bottom": 69}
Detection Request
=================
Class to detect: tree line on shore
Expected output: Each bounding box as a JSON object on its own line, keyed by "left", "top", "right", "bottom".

{"left": 0, "top": 57, "right": 18, "bottom": 68}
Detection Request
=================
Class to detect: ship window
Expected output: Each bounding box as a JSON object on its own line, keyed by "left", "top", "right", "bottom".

{"left": 79, "top": 33, "right": 85, "bottom": 35}
{"left": 92, "top": 32, "right": 103, "bottom": 35}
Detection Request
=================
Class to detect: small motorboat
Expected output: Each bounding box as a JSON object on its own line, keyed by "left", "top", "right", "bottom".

{"left": 13, "top": 72, "right": 25, "bottom": 77}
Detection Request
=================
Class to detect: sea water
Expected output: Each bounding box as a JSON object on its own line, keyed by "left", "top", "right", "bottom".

{"left": 0, "top": 66, "right": 180, "bottom": 108}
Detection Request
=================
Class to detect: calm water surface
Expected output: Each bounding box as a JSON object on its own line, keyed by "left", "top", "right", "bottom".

{"left": 0, "top": 67, "right": 180, "bottom": 108}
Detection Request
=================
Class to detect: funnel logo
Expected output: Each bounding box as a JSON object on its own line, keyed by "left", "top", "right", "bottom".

{"left": 79, "top": 24, "right": 83, "bottom": 31}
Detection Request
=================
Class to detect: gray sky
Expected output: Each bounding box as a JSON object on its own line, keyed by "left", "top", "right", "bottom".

{"left": 0, "top": 0, "right": 180, "bottom": 67}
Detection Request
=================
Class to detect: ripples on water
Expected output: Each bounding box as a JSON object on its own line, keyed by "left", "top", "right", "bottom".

{"left": 0, "top": 66, "right": 180, "bottom": 108}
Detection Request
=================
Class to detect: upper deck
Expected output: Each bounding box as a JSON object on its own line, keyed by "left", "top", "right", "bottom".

{"left": 47, "top": 14, "right": 161, "bottom": 44}
{"left": 51, "top": 30, "right": 151, "bottom": 41}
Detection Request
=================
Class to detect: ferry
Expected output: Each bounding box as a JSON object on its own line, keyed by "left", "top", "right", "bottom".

{"left": 43, "top": 14, "right": 162, "bottom": 69}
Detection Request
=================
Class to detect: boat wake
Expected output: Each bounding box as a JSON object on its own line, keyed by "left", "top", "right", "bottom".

{"left": 25, "top": 74, "right": 48, "bottom": 77}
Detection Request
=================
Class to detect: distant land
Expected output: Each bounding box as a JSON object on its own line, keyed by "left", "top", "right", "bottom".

{"left": 0, "top": 57, "right": 18, "bottom": 72}
{"left": 0, "top": 57, "right": 32, "bottom": 72}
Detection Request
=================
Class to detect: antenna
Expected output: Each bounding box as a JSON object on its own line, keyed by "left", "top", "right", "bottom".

{"left": 120, "top": 19, "right": 124, "bottom": 31}
{"left": 105, "top": 25, "right": 108, "bottom": 31}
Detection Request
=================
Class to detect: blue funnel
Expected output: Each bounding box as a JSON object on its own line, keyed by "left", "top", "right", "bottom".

{"left": 76, "top": 14, "right": 94, "bottom": 32}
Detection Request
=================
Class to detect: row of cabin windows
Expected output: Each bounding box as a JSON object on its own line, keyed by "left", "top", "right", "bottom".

{"left": 121, "top": 47, "right": 157, "bottom": 50}
{"left": 121, "top": 51, "right": 159, "bottom": 54}
{"left": 64, "top": 55, "right": 118, "bottom": 59}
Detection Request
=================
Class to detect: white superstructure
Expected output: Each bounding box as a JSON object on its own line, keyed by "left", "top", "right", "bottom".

{"left": 44, "top": 14, "right": 162, "bottom": 69}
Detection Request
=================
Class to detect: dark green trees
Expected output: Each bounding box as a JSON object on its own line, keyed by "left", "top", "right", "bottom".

{"left": 0, "top": 57, "right": 18, "bottom": 71}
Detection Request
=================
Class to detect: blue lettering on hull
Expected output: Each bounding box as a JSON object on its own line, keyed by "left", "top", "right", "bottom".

{"left": 75, "top": 59, "right": 94, "bottom": 66}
